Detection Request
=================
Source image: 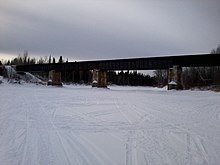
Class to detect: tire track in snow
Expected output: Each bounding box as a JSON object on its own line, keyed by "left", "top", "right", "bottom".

{"left": 127, "top": 104, "right": 151, "bottom": 126}
{"left": 42, "top": 113, "right": 72, "bottom": 165}
{"left": 33, "top": 93, "right": 73, "bottom": 165}
{"left": 193, "top": 137, "right": 210, "bottom": 165}
{"left": 115, "top": 95, "right": 176, "bottom": 165}
{"left": 168, "top": 131, "right": 211, "bottom": 164}
{"left": 2, "top": 85, "right": 219, "bottom": 164}
{"left": 126, "top": 137, "right": 131, "bottom": 165}
{"left": 79, "top": 134, "right": 118, "bottom": 165}
{"left": 121, "top": 96, "right": 213, "bottom": 164}
{"left": 116, "top": 95, "right": 152, "bottom": 127}
{"left": 53, "top": 92, "right": 129, "bottom": 164}
{"left": 35, "top": 91, "right": 112, "bottom": 165}
{"left": 126, "top": 131, "right": 138, "bottom": 165}
{"left": 113, "top": 97, "right": 140, "bottom": 165}
{"left": 186, "top": 133, "right": 192, "bottom": 165}
{"left": 19, "top": 89, "right": 52, "bottom": 165}
{"left": 60, "top": 132, "right": 93, "bottom": 165}
{"left": 20, "top": 94, "right": 31, "bottom": 165}
{"left": 120, "top": 92, "right": 220, "bottom": 164}
{"left": 114, "top": 97, "right": 132, "bottom": 125}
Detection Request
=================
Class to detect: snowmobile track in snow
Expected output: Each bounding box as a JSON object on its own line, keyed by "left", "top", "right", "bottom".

{"left": 0, "top": 84, "right": 220, "bottom": 165}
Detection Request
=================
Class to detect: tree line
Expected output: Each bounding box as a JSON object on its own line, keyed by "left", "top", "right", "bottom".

{"left": 107, "top": 71, "right": 155, "bottom": 86}
{"left": 1, "top": 52, "right": 67, "bottom": 65}
{"left": 59, "top": 70, "right": 155, "bottom": 86}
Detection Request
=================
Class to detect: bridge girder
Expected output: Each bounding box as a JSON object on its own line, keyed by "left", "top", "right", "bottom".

{"left": 16, "top": 54, "right": 220, "bottom": 72}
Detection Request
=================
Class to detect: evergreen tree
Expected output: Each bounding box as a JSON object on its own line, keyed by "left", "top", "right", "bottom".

{"left": 58, "top": 56, "right": 63, "bottom": 63}
{"left": 49, "top": 55, "right": 51, "bottom": 64}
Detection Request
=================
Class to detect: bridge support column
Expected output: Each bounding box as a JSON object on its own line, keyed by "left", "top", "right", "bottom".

{"left": 92, "top": 69, "right": 107, "bottom": 88}
{"left": 168, "top": 65, "right": 183, "bottom": 90}
{"left": 48, "top": 70, "right": 62, "bottom": 86}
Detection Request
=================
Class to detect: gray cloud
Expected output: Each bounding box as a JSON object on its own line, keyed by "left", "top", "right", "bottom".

{"left": 0, "top": 0, "right": 220, "bottom": 61}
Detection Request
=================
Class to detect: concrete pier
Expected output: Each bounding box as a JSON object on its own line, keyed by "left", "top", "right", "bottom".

{"left": 92, "top": 69, "right": 107, "bottom": 88}
{"left": 168, "top": 65, "right": 183, "bottom": 90}
{"left": 97, "top": 71, "right": 107, "bottom": 88}
{"left": 48, "top": 70, "right": 62, "bottom": 86}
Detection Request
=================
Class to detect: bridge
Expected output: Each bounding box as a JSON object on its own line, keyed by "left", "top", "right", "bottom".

{"left": 16, "top": 53, "right": 220, "bottom": 89}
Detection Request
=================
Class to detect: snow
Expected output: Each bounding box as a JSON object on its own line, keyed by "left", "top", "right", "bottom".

{"left": 19, "top": 72, "right": 43, "bottom": 84}
{"left": 4, "top": 65, "right": 17, "bottom": 78}
{"left": 0, "top": 83, "right": 220, "bottom": 165}
{"left": 168, "top": 81, "right": 177, "bottom": 85}
{"left": 3, "top": 66, "right": 44, "bottom": 84}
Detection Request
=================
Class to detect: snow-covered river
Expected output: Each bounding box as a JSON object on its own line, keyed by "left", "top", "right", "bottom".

{"left": 0, "top": 83, "right": 220, "bottom": 165}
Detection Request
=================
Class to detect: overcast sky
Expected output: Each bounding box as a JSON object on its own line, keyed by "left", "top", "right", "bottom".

{"left": 0, "top": 0, "right": 220, "bottom": 61}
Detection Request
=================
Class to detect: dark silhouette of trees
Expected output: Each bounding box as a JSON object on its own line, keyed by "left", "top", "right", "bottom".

{"left": 6, "top": 52, "right": 58, "bottom": 65}
{"left": 107, "top": 70, "right": 154, "bottom": 86}
{"left": 58, "top": 56, "right": 63, "bottom": 63}
{"left": 10, "top": 52, "right": 36, "bottom": 65}
{"left": 49, "top": 55, "right": 51, "bottom": 64}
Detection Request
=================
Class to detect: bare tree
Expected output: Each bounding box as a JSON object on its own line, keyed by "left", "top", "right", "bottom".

{"left": 182, "top": 45, "right": 220, "bottom": 89}
{"left": 38, "top": 57, "right": 44, "bottom": 64}
{"left": 211, "top": 45, "right": 220, "bottom": 54}
{"left": 153, "top": 70, "right": 168, "bottom": 87}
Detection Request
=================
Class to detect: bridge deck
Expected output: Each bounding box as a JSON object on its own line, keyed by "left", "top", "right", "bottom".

{"left": 16, "top": 54, "right": 220, "bottom": 72}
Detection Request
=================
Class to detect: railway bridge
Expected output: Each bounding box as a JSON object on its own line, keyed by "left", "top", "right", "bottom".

{"left": 16, "top": 54, "right": 220, "bottom": 89}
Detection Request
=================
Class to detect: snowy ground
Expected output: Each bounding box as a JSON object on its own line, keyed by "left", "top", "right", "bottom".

{"left": 0, "top": 83, "right": 220, "bottom": 165}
